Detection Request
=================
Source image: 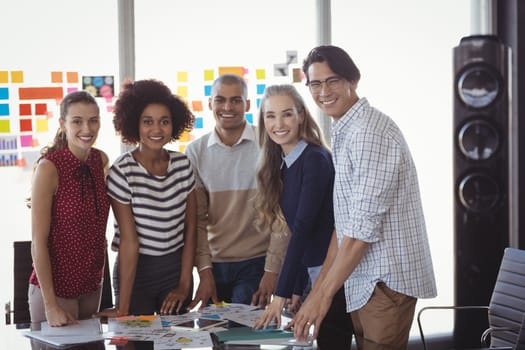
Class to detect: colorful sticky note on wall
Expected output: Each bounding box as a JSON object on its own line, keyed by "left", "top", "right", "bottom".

{"left": 35, "top": 103, "right": 47, "bottom": 115}
{"left": 20, "top": 119, "right": 32, "bottom": 132}
{"left": 191, "top": 100, "right": 203, "bottom": 112}
{"left": 177, "top": 71, "right": 188, "bottom": 82}
{"left": 51, "top": 71, "right": 63, "bottom": 83}
{"left": 0, "top": 103, "right": 9, "bottom": 116}
{"left": 19, "top": 104, "right": 32, "bottom": 116}
{"left": 36, "top": 118, "right": 49, "bottom": 132}
{"left": 67, "top": 72, "right": 78, "bottom": 83}
{"left": 11, "top": 71, "right": 24, "bottom": 83}
{"left": 256, "top": 69, "right": 266, "bottom": 80}
{"left": 204, "top": 70, "right": 214, "bottom": 81}
{"left": 246, "top": 113, "right": 253, "bottom": 124}
{"left": 218, "top": 66, "right": 244, "bottom": 77}
{"left": 256, "top": 84, "right": 266, "bottom": 95}
{"left": 0, "top": 71, "right": 8, "bottom": 83}
{"left": 195, "top": 117, "right": 203, "bottom": 129}
{"left": 0, "top": 87, "right": 8, "bottom": 99}
{"left": 204, "top": 85, "right": 212, "bottom": 97}
{"left": 19, "top": 87, "right": 63, "bottom": 100}
{"left": 177, "top": 86, "right": 188, "bottom": 97}
{"left": 0, "top": 119, "right": 10, "bottom": 132}
{"left": 20, "top": 135, "right": 33, "bottom": 147}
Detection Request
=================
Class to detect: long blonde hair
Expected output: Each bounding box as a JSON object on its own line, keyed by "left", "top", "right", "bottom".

{"left": 255, "top": 84, "right": 329, "bottom": 232}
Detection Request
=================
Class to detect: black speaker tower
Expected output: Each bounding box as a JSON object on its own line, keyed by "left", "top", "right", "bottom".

{"left": 453, "top": 35, "right": 510, "bottom": 347}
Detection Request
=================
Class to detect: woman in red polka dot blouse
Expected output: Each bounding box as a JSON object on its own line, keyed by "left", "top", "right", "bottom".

{"left": 28, "top": 90, "right": 111, "bottom": 327}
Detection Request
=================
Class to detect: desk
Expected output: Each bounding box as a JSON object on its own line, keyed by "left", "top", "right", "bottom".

{"left": 2, "top": 325, "right": 307, "bottom": 350}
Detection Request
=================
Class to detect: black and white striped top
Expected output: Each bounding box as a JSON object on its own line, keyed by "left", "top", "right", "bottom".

{"left": 107, "top": 150, "right": 195, "bottom": 256}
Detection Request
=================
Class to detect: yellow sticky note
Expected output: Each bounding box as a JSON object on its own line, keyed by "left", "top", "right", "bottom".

{"left": 177, "top": 71, "right": 188, "bottom": 82}
{"left": 0, "top": 119, "right": 10, "bottom": 132}
{"left": 177, "top": 86, "right": 188, "bottom": 97}
{"left": 256, "top": 69, "right": 266, "bottom": 80}
{"left": 0, "top": 71, "right": 9, "bottom": 83}
{"left": 11, "top": 71, "right": 24, "bottom": 83}
{"left": 203, "top": 69, "right": 214, "bottom": 81}
{"left": 179, "top": 130, "right": 190, "bottom": 142}
{"left": 36, "top": 118, "right": 49, "bottom": 132}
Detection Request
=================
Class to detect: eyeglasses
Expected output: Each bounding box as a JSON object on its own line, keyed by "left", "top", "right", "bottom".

{"left": 307, "top": 76, "right": 343, "bottom": 93}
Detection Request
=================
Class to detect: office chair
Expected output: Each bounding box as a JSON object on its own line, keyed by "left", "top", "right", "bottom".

{"left": 418, "top": 247, "right": 525, "bottom": 350}
{"left": 5, "top": 240, "right": 32, "bottom": 328}
{"left": 5, "top": 240, "right": 113, "bottom": 328}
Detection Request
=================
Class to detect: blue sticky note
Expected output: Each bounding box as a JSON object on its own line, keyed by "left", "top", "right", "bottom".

{"left": 256, "top": 84, "right": 266, "bottom": 95}
{"left": 204, "top": 85, "right": 212, "bottom": 96}
{"left": 195, "top": 117, "right": 203, "bottom": 129}
{"left": 0, "top": 104, "right": 9, "bottom": 116}
{"left": 0, "top": 88, "right": 8, "bottom": 100}
{"left": 200, "top": 314, "right": 221, "bottom": 320}
{"left": 245, "top": 113, "right": 253, "bottom": 124}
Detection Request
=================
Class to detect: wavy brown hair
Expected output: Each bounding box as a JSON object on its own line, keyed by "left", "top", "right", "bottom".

{"left": 255, "top": 84, "right": 329, "bottom": 232}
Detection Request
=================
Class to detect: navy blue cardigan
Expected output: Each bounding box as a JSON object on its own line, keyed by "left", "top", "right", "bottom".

{"left": 276, "top": 143, "right": 335, "bottom": 298}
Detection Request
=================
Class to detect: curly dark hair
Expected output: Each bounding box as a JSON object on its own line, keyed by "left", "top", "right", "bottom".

{"left": 113, "top": 79, "right": 194, "bottom": 145}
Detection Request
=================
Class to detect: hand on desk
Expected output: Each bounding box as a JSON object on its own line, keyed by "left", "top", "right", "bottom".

{"left": 187, "top": 268, "right": 219, "bottom": 311}
{"left": 161, "top": 284, "right": 190, "bottom": 315}
{"left": 45, "top": 304, "right": 77, "bottom": 327}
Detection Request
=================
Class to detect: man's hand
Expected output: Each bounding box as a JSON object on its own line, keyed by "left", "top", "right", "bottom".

{"left": 288, "top": 289, "right": 332, "bottom": 343}
{"left": 187, "top": 268, "right": 219, "bottom": 311}
{"left": 161, "top": 284, "right": 190, "bottom": 315}
{"left": 251, "top": 271, "right": 278, "bottom": 308}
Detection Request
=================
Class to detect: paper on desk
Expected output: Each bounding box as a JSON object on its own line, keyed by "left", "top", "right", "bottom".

{"left": 40, "top": 318, "right": 102, "bottom": 336}
{"left": 24, "top": 330, "right": 105, "bottom": 347}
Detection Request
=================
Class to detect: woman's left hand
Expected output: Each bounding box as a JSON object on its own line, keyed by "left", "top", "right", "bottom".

{"left": 160, "top": 285, "right": 189, "bottom": 315}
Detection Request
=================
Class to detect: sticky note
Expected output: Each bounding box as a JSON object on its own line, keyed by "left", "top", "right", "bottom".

{"left": 0, "top": 87, "right": 8, "bottom": 99}
{"left": 35, "top": 103, "right": 47, "bottom": 115}
{"left": 51, "top": 71, "right": 63, "bottom": 83}
{"left": 246, "top": 113, "right": 253, "bottom": 124}
{"left": 256, "top": 69, "right": 266, "bottom": 80}
{"left": 257, "top": 84, "right": 266, "bottom": 95}
{"left": 19, "top": 104, "right": 32, "bottom": 116}
{"left": 19, "top": 87, "right": 63, "bottom": 100}
{"left": 0, "top": 103, "right": 9, "bottom": 116}
{"left": 20, "top": 135, "right": 33, "bottom": 147}
{"left": 191, "top": 100, "right": 203, "bottom": 112}
{"left": 20, "top": 119, "right": 32, "bottom": 132}
{"left": 36, "top": 118, "right": 49, "bottom": 132}
{"left": 0, "top": 71, "right": 8, "bottom": 83}
{"left": 218, "top": 66, "right": 244, "bottom": 77}
{"left": 194, "top": 117, "right": 203, "bottom": 129}
{"left": 177, "top": 86, "right": 188, "bottom": 97}
{"left": 0, "top": 119, "right": 10, "bottom": 132}
{"left": 11, "top": 71, "right": 24, "bottom": 83}
{"left": 177, "top": 71, "right": 188, "bottom": 82}
{"left": 204, "top": 69, "right": 214, "bottom": 81}
{"left": 67, "top": 72, "right": 79, "bottom": 83}
{"left": 204, "top": 85, "right": 212, "bottom": 96}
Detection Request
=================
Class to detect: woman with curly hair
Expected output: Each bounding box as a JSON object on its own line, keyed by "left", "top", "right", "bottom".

{"left": 96, "top": 79, "right": 196, "bottom": 317}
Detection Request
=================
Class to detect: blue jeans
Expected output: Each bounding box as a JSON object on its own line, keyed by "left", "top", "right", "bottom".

{"left": 212, "top": 256, "right": 265, "bottom": 305}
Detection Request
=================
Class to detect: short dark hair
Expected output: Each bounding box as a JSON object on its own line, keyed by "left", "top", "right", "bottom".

{"left": 113, "top": 79, "right": 194, "bottom": 145}
{"left": 302, "top": 45, "right": 361, "bottom": 84}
